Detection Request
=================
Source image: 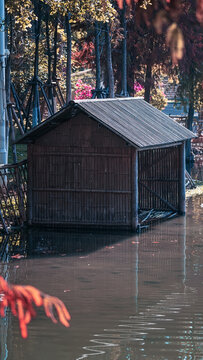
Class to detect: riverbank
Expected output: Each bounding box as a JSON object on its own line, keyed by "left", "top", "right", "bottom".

{"left": 186, "top": 183, "right": 203, "bottom": 199}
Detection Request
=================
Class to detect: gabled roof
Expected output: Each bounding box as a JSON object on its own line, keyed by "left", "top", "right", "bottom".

{"left": 17, "top": 98, "right": 195, "bottom": 148}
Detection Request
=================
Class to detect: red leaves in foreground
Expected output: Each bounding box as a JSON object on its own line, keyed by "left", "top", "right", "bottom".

{"left": 117, "top": 0, "right": 139, "bottom": 9}
{"left": 117, "top": 0, "right": 203, "bottom": 26}
{"left": 196, "top": 0, "right": 203, "bottom": 24}
{"left": 0, "top": 276, "right": 71, "bottom": 338}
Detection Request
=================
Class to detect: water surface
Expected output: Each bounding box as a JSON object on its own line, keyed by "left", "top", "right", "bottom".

{"left": 0, "top": 195, "right": 203, "bottom": 360}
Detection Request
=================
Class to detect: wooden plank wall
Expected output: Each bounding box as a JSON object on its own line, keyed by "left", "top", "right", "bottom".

{"left": 138, "top": 146, "right": 179, "bottom": 211}
{"left": 29, "top": 114, "right": 132, "bottom": 227}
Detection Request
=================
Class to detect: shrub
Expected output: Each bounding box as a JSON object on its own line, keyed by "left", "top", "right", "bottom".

{"left": 134, "top": 83, "right": 168, "bottom": 110}
{"left": 74, "top": 79, "right": 93, "bottom": 100}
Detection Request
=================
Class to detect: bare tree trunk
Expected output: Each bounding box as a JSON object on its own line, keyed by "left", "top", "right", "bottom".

{"left": 52, "top": 15, "right": 58, "bottom": 112}
{"left": 6, "top": 14, "right": 17, "bottom": 163}
{"left": 53, "top": 15, "right": 58, "bottom": 81}
{"left": 185, "top": 73, "right": 195, "bottom": 163}
{"left": 128, "top": 56, "right": 135, "bottom": 96}
{"left": 46, "top": 11, "right": 51, "bottom": 85}
{"left": 65, "top": 14, "right": 72, "bottom": 104}
{"left": 186, "top": 99, "right": 194, "bottom": 162}
{"left": 95, "top": 21, "right": 101, "bottom": 93}
{"left": 105, "top": 22, "right": 114, "bottom": 98}
{"left": 144, "top": 62, "right": 152, "bottom": 103}
{"left": 33, "top": 0, "right": 41, "bottom": 127}
{"left": 121, "top": 0, "right": 128, "bottom": 96}
{"left": 45, "top": 9, "right": 53, "bottom": 114}
{"left": 0, "top": 0, "right": 8, "bottom": 164}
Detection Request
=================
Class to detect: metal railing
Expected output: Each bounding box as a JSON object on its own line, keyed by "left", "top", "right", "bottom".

{"left": 0, "top": 160, "right": 27, "bottom": 233}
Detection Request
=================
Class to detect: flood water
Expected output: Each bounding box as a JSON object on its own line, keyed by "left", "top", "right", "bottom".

{"left": 0, "top": 195, "right": 203, "bottom": 360}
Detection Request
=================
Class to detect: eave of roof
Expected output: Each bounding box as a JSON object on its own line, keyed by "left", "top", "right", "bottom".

{"left": 16, "top": 103, "right": 74, "bottom": 144}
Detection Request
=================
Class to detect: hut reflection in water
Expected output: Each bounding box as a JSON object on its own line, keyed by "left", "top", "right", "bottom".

{"left": 1, "top": 194, "right": 203, "bottom": 359}
{"left": 0, "top": 213, "right": 195, "bottom": 359}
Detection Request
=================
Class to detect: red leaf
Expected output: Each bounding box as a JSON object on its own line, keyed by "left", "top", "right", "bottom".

{"left": 0, "top": 276, "right": 71, "bottom": 338}
{"left": 196, "top": 0, "right": 203, "bottom": 24}
{"left": 11, "top": 254, "right": 25, "bottom": 259}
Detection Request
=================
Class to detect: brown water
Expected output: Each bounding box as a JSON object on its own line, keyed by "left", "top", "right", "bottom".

{"left": 0, "top": 195, "right": 203, "bottom": 360}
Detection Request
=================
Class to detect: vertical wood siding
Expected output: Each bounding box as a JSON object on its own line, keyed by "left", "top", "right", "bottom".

{"left": 29, "top": 114, "right": 132, "bottom": 227}
{"left": 27, "top": 112, "right": 182, "bottom": 228}
{"left": 138, "top": 146, "right": 179, "bottom": 211}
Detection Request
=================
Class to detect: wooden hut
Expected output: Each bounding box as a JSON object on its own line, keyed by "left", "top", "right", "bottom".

{"left": 17, "top": 98, "right": 195, "bottom": 230}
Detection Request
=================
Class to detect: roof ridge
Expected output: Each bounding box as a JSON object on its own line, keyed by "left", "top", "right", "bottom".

{"left": 74, "top": 97, "right": 143, "bottom": 103}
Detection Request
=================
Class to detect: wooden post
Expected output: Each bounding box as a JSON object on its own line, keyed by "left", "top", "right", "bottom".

{"left": 132, "top": 149, "right": 139, "bottom": 231}
{"left": 179, "top": 142, "right": 186, "bottom": 214}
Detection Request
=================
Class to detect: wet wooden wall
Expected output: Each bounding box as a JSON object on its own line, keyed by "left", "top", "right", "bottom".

{"left": 27, "top": 112, "right": 183, "bottom": 229}
{"left": 28, "top": 113, "right": 133, "bottom": 227}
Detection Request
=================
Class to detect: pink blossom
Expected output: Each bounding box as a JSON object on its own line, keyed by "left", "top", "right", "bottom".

{"left": 134, "top": 81, "right": 144, "bottom": 93}
{"left": 74, "top": 79, "right": 93, "bottom": 100}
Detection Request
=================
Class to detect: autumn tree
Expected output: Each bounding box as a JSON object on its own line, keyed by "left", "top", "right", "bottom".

{"left": 175, "top": 1, "right": 203, "bottom": 161}
{"left": 42, "top": 0, "right": 116, "bottom": 102}
{"left": 4, "top": 0, "right": 117, "bottom": 132}
{"left": 126, "top": 5, "right": 170, "bottom": 100}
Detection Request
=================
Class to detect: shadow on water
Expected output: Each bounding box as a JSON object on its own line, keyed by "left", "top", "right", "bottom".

{"left": 0, "top": 228, "right": 134, "bottom": 261}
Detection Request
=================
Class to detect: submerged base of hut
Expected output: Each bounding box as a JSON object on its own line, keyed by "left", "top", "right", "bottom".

{"left": 15, "top": 98, "right": 195, "bottom": 232}
{"left": 0, "top": 158, "right": 191, "bottom": 234}
{"left": 22, "top": 209, "right": 177, "bottom": 233}
{"left": 138, "top": 209, "right": 177, "bottom": 230}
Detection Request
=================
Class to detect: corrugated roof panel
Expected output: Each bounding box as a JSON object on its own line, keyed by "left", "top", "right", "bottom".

{"left": 17, "top": 98, "right": 195, "bottom": 147}
{"left": 77, "top": 98, "right": 195, "bottom": 147}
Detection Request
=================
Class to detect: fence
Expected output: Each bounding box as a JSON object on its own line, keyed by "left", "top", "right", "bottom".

{"left": 0, "top": 160, "right": 27, "bottom": 233}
